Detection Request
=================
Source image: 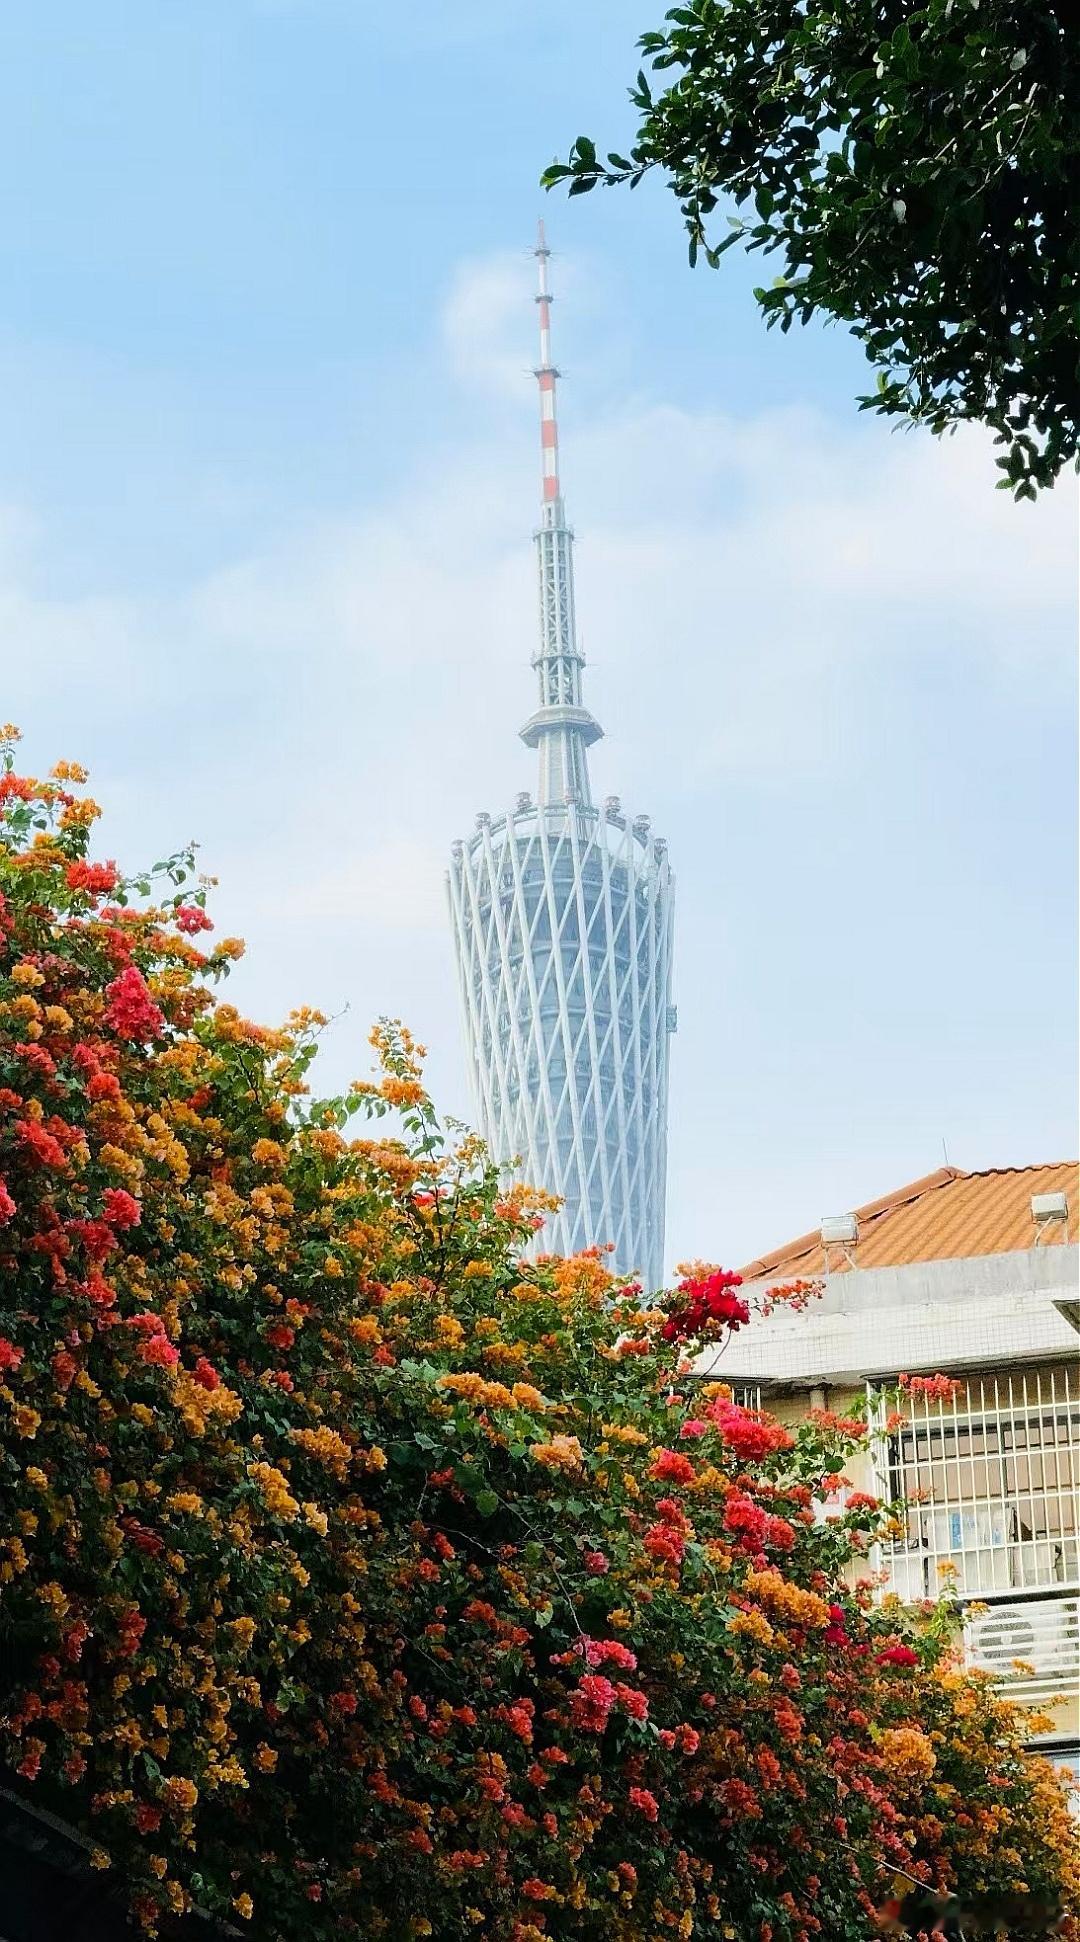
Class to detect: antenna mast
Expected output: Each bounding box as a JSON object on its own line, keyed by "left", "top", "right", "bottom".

{"left": 521, "top": 219, "right": 602, "bottom": 805}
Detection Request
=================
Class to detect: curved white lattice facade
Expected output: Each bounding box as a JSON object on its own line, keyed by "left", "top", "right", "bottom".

{"left": 448, "top": 803, "right": 674, "bottom": 1290}
{"left": 447, "top": 222, "right": 675, "bottom": 1291}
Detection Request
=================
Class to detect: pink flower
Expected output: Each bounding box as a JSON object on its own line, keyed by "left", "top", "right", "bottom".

{"left": 583, "top": 1549, "right": 609, "bottom": 1576}
{"left": 580, "top": 1637, "right": 637, "bottom": 1672}
{"left": 174, "top": 904, "right": 213, "bottom": 934}
{"left": 679, "top": 1418, "right": 710, "bottom": 1439}
{"left": 0, "top": 1177, "right": 17, "bottom": 1223}
{"left": 104, "top": 966, "right": 165, "bottom": 1042}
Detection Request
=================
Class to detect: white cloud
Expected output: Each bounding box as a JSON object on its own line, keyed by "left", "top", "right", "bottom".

{"left": 441, "top": 253, "right": 537, "bottom": 400}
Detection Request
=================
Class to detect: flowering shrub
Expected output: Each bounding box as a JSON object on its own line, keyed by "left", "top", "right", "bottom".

{"left": 1, "top": 732, "right": 1077, "bottom": 1941}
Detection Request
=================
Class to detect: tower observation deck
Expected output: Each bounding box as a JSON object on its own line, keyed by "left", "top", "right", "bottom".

{"left": 447, "top": 223, "right": 675, "bottom": 1290}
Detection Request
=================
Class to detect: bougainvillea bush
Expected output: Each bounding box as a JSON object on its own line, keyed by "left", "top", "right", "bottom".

{"left": 1, "top": 732, "right": 1077, "bottom": 1941}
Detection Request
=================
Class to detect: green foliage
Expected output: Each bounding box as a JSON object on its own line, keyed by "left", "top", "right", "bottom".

{"left": 544, "top": 0, "right": 1080, "bottom": 496}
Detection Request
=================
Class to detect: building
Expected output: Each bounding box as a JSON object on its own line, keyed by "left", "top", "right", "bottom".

{"left": 447, "top": 225, "right": 675, "bottom": 1290}
{"left": 713, "top": 1163, "right": 1080, "bottom": 1785}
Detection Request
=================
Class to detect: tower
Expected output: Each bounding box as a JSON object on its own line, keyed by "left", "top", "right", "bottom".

{"left": 447, "top": 223, "right": 675, "bottom": 1290}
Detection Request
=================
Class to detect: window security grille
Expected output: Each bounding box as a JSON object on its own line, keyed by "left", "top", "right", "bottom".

{"left": 732, "top": 1384, "right": 763, "bottom": 1412}
{"left": 868, "top": 1365, "right": 1079, "bottom": 1602}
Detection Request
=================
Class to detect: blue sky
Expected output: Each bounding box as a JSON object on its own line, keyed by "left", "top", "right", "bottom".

{"left": 3, "top": 1, "right": 1076, "bottom": 1271}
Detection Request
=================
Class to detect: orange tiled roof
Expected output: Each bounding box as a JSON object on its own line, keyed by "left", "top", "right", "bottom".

{"left": 739, "top": 1162, "right": 1079, "bottom": 1281}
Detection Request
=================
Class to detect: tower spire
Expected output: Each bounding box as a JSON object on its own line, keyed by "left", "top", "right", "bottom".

{"left": 520, "top": 219, "right": 602, "bottom": 807}
{"left": 534, "top": 217, "right": 562, "bottom": 509}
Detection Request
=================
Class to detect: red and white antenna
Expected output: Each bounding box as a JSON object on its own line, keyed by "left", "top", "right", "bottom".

{"left": 521, "top": 219, "right": 602, "bottom": 806}
{"left": 534, "top": 217, "right": 561, "bottom": 510}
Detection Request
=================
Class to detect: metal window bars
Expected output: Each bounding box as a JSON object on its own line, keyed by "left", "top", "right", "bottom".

{"left": 867, "top": 1364, "right": 1080, "bottom": 1602}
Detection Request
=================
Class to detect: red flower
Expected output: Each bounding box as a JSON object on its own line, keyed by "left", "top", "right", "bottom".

{"left": 139, "top": 1332, "right": 180, "bottom": 1368}
{"left": 877, "top": 1643, "right": 918, "bottom": 1669}
{"left": 583, "top": 1549, "right": 609, "bottom": 1575}
{"left": 87, "top": 1071, "right": 121, "bottom": 1102}
{"left": 644, "top": 1522, "right": 687, "bottom": 1565}
{"left": 899, "top": 1373, "right": 961, "bottom": 1402}
{"left": 266, "top": 1322, "right": 295, "bottom": 1351}
{"left": 710, "top": 1400, "right": 794, "bottom": 1461}
{"left": 650, "top": 1448, "right": 696, "bottom": 1486}
{"left": 104, "top": 966, "right": 166, "bottom": 1042}
{"left": 16, "top": 1119, "right": 68, "bottom": 1170}
{"left": 568, "top": 1673, "right": 617, "bottom": 1732}
{"left": 724, "top": 1492, "right": 768, "bottom": 1551}
{"left": 628, "top": 1785, "right": 659, "bottom": 1821}
{"left": 0, "top": 1336, "right": 24, "bottom": 1372}
{"left": 65, "top": 859, "right": 119, "bottom": 896}
{"left": 66, "top": 1218, "right": 118, "bottom": 1263}
{"left": 52, "top": 1349, "right": 78, "bottom": 1391}
{"left": 126, "top": 1522, "right": 165, "bottom": 1556}
{"left": 662, "top": 1268, "right": 750, "bottom": 1341}
{"left": 101, "top": 1187, "right": 141, "bottom": 1229}
{"left": 721, "top": 1777, "right": 761, "bottom": 1818}
{"left": 192, "top": 1356, "right": 220, "bottom": 1390}
{"left": 615, "top": 1682, "right": 649, "bottom": 1721}
{"left": 82, "top": 1271, "right": 116, "bottom": 1309}
{"left": 0, "top": 1178, "right": 16, "bottom": 1224}
{"left": 762, "top": 1514, "right": 796, "bottom": 1554}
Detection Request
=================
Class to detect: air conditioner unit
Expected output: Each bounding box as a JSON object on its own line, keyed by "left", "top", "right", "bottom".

{"left": 966, "top": 1602, "right": 1079, "bottom": 1682}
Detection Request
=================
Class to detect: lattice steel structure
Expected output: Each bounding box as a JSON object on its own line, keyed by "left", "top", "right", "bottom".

{"left": 447, "top": 223, "right": 675, "bottom": 1290}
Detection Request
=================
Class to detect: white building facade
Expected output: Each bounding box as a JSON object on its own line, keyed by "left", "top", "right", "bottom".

{"left": 447, "top": 226, "right": 675, "bottom": 1290}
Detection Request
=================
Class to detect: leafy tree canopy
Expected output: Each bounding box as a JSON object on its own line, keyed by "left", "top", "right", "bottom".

{"left": 543, "top": 0, "right": 1079, "bottom": 497}
{"left": 1, "top": 730, "right": 1078, "bottom": 1939}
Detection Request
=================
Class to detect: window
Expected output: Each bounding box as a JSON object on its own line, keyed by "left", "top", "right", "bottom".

{"left": 868, "top": 1366, "right": 1079, "bottom": 1600}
